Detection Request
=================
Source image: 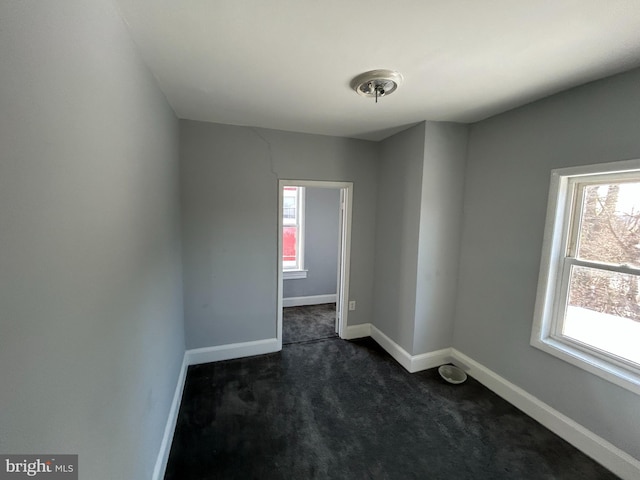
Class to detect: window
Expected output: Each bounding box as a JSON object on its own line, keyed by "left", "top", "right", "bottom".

{"left": 282, "top": 186, "right": 306, "bottom": 278}
{"left": 532, "top": 159, "right": 640, "bottom": 394}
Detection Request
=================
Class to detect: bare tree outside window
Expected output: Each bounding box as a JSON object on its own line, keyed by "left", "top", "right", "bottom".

{"left": 568, "top": 182, "right": 640, "bottom": 323}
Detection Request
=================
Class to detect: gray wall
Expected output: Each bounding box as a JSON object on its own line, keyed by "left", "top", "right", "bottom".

{"left": 373, "top": 122, "right": 467, "bottom": 355}
{"left": 454, "top": 68, "right": 640, "bottom": 458}
{"left": 413, "top": 122, "right": 468, "bottom": 354}
{"left": 283, "top": 187, "right": 340, "bottom": 299}
{"left": 0, "top": 2, "right": 185, "bottom": 479}
{"left": 373, "top": 124, "right": 426, "bottom": 353}
{"left": 180, "top": 121, "right": 378, "bottom": 349}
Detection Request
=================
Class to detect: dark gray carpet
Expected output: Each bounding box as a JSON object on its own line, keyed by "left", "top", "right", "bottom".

{"left": 282, "top": 303, "right": 337, "bottom": 344}
{"left": 164, "top": 337, "right": 617, "bottom": 479}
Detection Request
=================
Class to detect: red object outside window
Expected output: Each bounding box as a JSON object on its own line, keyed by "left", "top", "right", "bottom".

{"left": 283, "top": 227, "right": 297, "bottom": 262}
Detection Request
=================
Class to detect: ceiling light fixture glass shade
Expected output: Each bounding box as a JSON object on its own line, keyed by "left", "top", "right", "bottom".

{"left": 351, "top": 69, "right": 403, "bottom": 103}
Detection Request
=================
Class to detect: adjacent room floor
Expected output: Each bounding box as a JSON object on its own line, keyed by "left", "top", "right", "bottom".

{"left": 282, "top": 303, "right": 338, "bottom": 345}
{"left": 164, "top": 308, "right": 616, "bottom": 479}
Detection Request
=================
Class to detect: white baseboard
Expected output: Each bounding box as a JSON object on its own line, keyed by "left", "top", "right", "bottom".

{"left": 282, "top": 294, "right": 336, "bottom": 308}
{"left": 369, "top": 325, "right": 451, "bottom": 373}
{"left": 370, "top": 325, "right": 413, "bottom": 371}
{"left": 411, "top": 347, "right": 454, "bottom": 372}
{"left": 451, "top": 349, "right": 640, "bottom": 480}
{"left": 343, "top": 322, "right": 372, "bottom": 339}
{"left": 152, "top": 355, "right": 188, "bottom": 480}
{"left": 186, "top": 338, "right": 280, "bottom": 366}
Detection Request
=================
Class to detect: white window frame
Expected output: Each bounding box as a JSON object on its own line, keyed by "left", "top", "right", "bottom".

{"left": 531, "top": 158, "right": 640, "bottom": 396}
{"left": 282, "top": 186, "right": 307, "bottom": 279}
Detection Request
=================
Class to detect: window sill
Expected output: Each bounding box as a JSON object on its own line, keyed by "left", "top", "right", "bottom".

{"left": 283, "top": 269, "right": 308, "bottom": 280}
{"left": 531, "top": 336, "right": 640, "bottom": 396}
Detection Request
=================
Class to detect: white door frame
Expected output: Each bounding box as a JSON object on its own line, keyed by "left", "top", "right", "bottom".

{"left": 277, "top": 180, "right": 353, "bottom": 348}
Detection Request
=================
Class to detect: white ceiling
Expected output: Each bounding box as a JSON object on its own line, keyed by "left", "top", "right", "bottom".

{"left": 114, "top": 0, "right": 640, "bottom": 141}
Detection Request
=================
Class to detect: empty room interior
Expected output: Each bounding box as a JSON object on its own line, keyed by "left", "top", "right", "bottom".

{"left": 2, "top": 1, "right": 640, "bottom": 479}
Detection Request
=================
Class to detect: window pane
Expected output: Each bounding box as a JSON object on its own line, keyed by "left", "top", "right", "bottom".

{"left": 283, "top": 187, "right": 298, "bottom": 225}
{"left": 283, "top": 196, "right": 296, "bottom": 220}
{"left": 564, "top": 265, "right": 640, "bottom": 365}
{"left": 575, "top": 182, "right": 640, "bottom": 268}
{"left": 283, "top": 226, "right": 297, "bottom": 265}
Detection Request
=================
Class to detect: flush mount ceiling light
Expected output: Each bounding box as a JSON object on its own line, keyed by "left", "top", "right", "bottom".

{"left": 351, "top": 69, "right": 403, "bottom": 103}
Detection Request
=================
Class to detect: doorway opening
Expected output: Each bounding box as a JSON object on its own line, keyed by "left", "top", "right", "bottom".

{"left": 276, "top": 180, "right": 353, "bottom": 348}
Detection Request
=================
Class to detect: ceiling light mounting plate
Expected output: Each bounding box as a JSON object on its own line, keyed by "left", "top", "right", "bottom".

{"left": 351, "top": 69, "right": 403, "bottom": 102}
